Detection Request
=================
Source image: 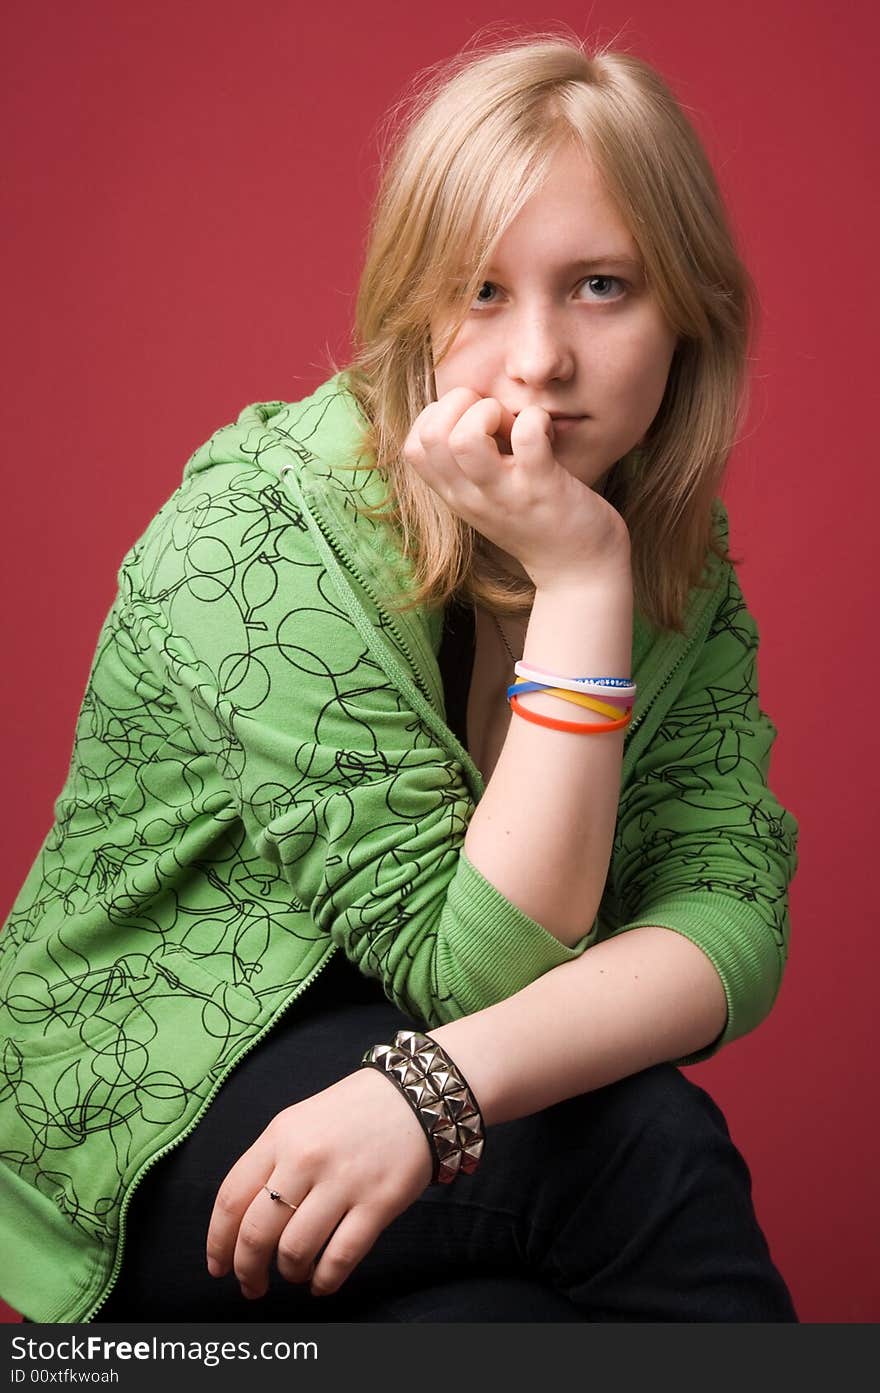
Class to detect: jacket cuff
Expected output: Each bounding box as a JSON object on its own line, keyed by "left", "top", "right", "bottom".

{"left": 604, "top": 890, "right": 785, "bottom": 1065}
{"left": 435, "top": 850, "right": 597, "bottom": 1019}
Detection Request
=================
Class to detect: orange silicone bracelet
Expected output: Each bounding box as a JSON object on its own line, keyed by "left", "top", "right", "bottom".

{"left": 542, "top": 687, "right": 631, "bottom": 719}
{"left": 508, "top": 694, "right": 632, "bottom": 734}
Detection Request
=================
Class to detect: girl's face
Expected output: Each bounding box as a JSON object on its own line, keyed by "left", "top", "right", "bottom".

{"left": 430, "top": 140, "right": 679, "bottom": 494}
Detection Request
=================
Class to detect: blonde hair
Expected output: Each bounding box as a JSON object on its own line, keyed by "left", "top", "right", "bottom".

{"left": 334, "top": 27, "right": 756, "bottom": 634}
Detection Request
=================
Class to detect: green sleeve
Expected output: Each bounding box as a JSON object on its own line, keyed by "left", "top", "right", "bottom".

{"left": 603, "top": 561, "right": 800, "bottom": 1065}
{"left": 124, "top": 458, "right": 591, "bottom": 1028}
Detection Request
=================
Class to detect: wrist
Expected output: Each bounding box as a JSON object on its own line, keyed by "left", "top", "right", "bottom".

{"left": 359, "top": 1028, "right": 486, "bottom": 1184}
{"left": 533, "top": 546, "right": 632, "bottom": 603}
{"left": 519, "top": 569, "right": 633, "bottom": 709}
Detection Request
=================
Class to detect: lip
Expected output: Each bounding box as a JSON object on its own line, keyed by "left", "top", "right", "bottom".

{"left": 549, "top": 415, "right": 589, "bottom": 428}
{"left": 513, "top": 411, "right": 590, "bottom": 419}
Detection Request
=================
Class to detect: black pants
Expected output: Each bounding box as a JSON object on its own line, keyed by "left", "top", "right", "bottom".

{"left": 89, "top": 953, "right": 797, "bottom": 1323}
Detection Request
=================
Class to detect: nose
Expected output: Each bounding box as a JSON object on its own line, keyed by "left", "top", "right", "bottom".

{"left": 504, "top": 308, "right": 575, "bottom": 387}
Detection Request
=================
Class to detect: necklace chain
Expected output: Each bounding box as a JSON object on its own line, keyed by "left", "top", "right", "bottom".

{"left": 491, "top": 612, "right": 521, "bottom": 665}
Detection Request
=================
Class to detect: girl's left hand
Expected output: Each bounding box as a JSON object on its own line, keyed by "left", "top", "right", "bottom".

{"left": 205, "top": 1067, "right": 434, "bottom": 1300}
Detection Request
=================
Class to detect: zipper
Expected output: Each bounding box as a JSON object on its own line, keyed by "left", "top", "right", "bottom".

{"left": 620, "top": 641, "right": 693, "bottom": 786}
{"left": 620, "top": 579, "right": 721, "bottom": 782}
{"left": 81, "top": 945, "right": 340, "bottom": 1323}
{"left": 625, "top": 642, "right": 692, "bottom": 742}
{"left": 282, "top": 466, "right": 484, "bottom": 800}
{"left": 295, "top": 474, "right": 441, "bottom": 710}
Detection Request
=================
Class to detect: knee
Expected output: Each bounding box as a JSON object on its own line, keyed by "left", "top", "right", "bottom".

{"left": 593, "top": 1063, "right": 734, "bottom": 1158}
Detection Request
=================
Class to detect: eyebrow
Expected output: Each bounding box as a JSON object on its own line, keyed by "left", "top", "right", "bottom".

{"left": 485, "top": 255, "right": 643, "bottom": 274}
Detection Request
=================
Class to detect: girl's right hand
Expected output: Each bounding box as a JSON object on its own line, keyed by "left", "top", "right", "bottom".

{"left": 402, "top": 387, "right": 630, "bottom": 592}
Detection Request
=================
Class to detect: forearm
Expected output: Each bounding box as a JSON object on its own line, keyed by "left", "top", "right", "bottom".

{"left": 463, "top": 561, "right": 633, "bottom": 947}
{"left": 428, "top": 926, "right": 728, "bottom": 1126}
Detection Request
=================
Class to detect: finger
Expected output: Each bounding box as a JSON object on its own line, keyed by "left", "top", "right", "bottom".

{"left": 403, "top": 412, "right": 486, "bottom": 514}
{"left": 308, "top": 1205, "right": 384, "bottom": 1298}
{"left": 481, "top": 397, "right": 520, "bottom": 456}
{"left": 431, "top": 391, "right": 517, "bottom": 462}
{"left": 441, "top": 391, "right": 518, "bottom": 453}
{"left": 233, "top": 1184, "right": 308, "bottom": 1300}
{"left": 509, "top": 404, "right": 557, "bottom": 472}
{"left": 446, "top": 397, "right": 519, "bottom": 484}
{"left": 411, "top": 397, "right": 517, "bottom": 506}
{"left": 205, "top": 1144, "right": 278, "bottom": 1279}
{"left": 404, "top": 393, "right": 474, "bottom": 486}
{"left": 404, "top": 386, "right": 480, "bottom": 465}
{"left": 274, "top": 1184, "right": 347, "bottom": 1287}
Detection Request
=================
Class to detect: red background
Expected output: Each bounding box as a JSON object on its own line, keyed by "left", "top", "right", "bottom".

{"left": 1, "top": 0, "right": 876, "bottom": 1324}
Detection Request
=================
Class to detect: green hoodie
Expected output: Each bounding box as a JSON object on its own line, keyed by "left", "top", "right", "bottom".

{"left": 0, "top": 371, "right": 799, "bottom": 1322}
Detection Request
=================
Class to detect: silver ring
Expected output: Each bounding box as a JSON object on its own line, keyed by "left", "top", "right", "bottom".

{"left": 263, "top": 1185, "right": 298, "bottom": 1212}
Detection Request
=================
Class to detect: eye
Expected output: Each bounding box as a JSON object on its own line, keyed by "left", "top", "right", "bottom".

{"left": 469, "top": 275, "right": 628, "bottom": 310}
{"left": 471, "top": 280, "right": 500, "bottom": 308}
{"left": 579, "top": 275, "right": 627, "bottom": 301}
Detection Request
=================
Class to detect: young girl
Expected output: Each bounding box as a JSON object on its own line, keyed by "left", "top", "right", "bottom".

{"left": 1, "top": 33, "right": 800, "bottom": 1323}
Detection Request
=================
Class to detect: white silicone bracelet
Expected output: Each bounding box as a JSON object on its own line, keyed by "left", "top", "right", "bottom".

{"left": 514, "top": 661, "right": 637, "bottom": 699}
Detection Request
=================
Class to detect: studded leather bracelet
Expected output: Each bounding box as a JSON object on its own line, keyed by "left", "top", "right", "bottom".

{"left": 360, "top": 1028, "right": 485, "bottom": 1185}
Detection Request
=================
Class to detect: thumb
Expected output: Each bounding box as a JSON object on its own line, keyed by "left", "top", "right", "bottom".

{"left": 489, "top": 400, "right": 521, "bottom": 457}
